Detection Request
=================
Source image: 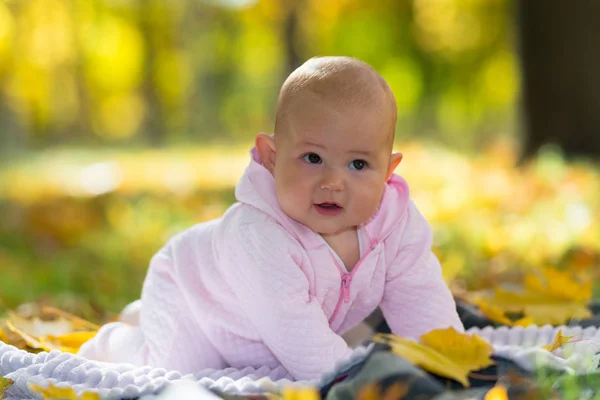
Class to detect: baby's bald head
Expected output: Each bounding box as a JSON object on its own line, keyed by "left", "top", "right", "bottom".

{"left": 274, "top": 56, "right": 397, "bottom": 148}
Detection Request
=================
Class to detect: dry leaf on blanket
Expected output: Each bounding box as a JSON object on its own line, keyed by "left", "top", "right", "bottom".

{"left": 356, "top": 383, "right": 409, "bottom": 400}
{"left": 356, "top": 384, "right": 380, "bottom": 400}
{"left": 419, "top": 327, "right": 495, "bottom": 372}
{"left": 483, "top": 385, "right": 508, "bottom": 400}
{"left": 474, "top": 300, "right": 514, "bottom": 326}
{"left": 512, "top": 317, "right": 535, "bottom": 327}
{"left": 0, "top": 326, "right": 7, "bottom": 343}
{"left": 474, "top": 299, "right": 541, "bottom": 328}
{"left": 281, "top": 386, "right": 320, "bottom": 400}
{"left": 542, "top": 330, "right": 576, "bottom": 352}
{"left": 29, "top": 383, "right": 101, "bottom": 400}
{"left": 374, "top": 328, "right": 494, "bottom": 387}
{"left": 380, "top": 383, "right": 409, "bottom": 400}
{"left": 0, "top": 377, "right": 14, "bottom": 399}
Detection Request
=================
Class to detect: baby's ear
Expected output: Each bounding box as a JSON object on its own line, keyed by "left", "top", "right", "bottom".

{"left": 386, "top": 152, "right": 403, "bottom": 180}
{"left": 255, "top": 133, "right": 276, "bottom": 174}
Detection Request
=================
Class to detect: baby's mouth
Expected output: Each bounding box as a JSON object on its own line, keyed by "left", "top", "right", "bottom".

{"left": 315, "top": 202, "right": 342, "bottom": 210}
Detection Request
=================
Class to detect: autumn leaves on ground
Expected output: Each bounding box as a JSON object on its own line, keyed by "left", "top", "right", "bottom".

{"left": 0, "top": 141, "right": 599, "bottom": 399}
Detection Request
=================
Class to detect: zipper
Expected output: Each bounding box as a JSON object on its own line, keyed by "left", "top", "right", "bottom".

{"left": 341, "top": 273, "right": 351, "bottom": 303}
{"left": 328, "top": 240, "right": 379, "bottom": 323}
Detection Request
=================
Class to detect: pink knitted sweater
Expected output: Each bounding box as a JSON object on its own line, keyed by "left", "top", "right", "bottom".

{"left": 78, "top": 147, "right": 463, "bottom": 380}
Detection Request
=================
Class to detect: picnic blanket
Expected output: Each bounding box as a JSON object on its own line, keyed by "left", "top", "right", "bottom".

{"left": 2, "top": 325, "right": 600, "bottom": 399}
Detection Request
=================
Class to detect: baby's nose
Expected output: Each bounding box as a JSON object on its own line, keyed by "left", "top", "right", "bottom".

{"left": 320, "top": 172, "right": 344, "bottom": 191}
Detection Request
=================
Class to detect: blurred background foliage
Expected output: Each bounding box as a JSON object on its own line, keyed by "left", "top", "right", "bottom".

{"left": 0, "top": 0, "right": 598, "bottom": 321}
{"left": 0, "top": 0, "right": 517, "bottom": 149}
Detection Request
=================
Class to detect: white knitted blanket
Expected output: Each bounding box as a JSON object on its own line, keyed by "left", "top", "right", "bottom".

{"left": 1, "top": 325, "right": 599, "bottom": 399}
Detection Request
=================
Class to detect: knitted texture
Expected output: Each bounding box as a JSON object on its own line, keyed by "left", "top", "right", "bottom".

{"left": 2, "top": 340, "right": 361, "bottom": 399}
{"left": 3, "top": 326, "right": 600, "bottom": 399}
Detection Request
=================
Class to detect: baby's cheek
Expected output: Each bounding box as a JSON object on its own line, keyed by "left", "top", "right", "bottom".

{"left": 358, "top": 185, "right": 384, "bottom": 213}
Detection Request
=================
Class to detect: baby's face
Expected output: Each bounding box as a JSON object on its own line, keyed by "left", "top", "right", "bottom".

{"left": 272, "top": 96, "right": 396, "bottom": 236}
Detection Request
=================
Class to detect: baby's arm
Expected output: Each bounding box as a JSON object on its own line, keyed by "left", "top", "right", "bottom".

{"left": 379, "top": 201, "right": 464, "bottom": 340}
{"left": 217, "top": 219, "right": 352, "bottom": 381}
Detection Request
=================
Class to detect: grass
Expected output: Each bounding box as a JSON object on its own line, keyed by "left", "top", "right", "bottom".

{"left": 0, "top": 140, "right": 599, "bottom": 322}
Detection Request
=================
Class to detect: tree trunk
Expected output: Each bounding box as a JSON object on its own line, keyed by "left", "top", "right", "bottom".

{"left": 282, "top": 0, "right": 304, "bottom": 75}
{"left": 519, "top": 0, "right": 600, "bottom": 159}
{"left": 139, "top": 0, "right": 165, "bottom": 147}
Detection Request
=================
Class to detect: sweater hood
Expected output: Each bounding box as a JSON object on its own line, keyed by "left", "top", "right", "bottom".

{"left": 235, "top": 146, "right": 411, "bottom": 250}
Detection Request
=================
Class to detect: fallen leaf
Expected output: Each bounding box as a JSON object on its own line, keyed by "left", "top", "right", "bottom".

{"left": 41, "top": 332, "right": 97, "bottom": 354}
{"left": 419, "top": 327, "right": 495, "bottom": 373}
{"left": 281, "top": 386, "right": 320, "bottom": 400}
{"left": 5, "top": 321, "right": 92, "bottom": 353}
{"left": 524, "top": 267, "right": 592, "bottom": 303}
{"left": 375, "top": 328, "right": 494, "bottom": 387}
{"left": 485, "top": 286, "right": 592, "bottom": 325}
{"left": 542, "top": 330, "right": 576, "bottom": 352}
{"left": 0, "top": 326, "right": 7, "bottom": 343}
{"left": 484, "top": 385, "right": 508, "bottom": 400}
{"left": 381, "top": 382, "right": 409, "bottom": 400}
{"left": 5, "top": 320, "right": 46, "bottom": 350}
{"left": 474, "top": 300, "right": 513, "bottom": 325}
{"left": 8, "top": 312, "right": 74, "bottom": 337}
{"left": 513, "top": 317, "right": 535, "bottom": 327}
{"left": 0, "top": 377, "right": 14, "bottom": 399}
{"left": 41, "top": 307, "right": 99, "bottom": 331}
{"left": 356, "top": 384, "right": 379, "bottom": 400}
{"left": 29, "top": 383, "right": 100, "bottom": 400}
{"left": 523, "top": 303, "right": 591, "bottom": 326}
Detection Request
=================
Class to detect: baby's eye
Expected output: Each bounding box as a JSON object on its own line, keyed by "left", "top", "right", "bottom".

{"left": 303, "top": 153, "right": 322, "bottom": 164}
{"left": 349, "top": 159, "right": 368, "bottom": 171}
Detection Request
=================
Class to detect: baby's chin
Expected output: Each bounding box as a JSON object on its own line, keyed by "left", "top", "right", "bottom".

{"left": 309, "top": 223, "right": 358, "bottom": 237}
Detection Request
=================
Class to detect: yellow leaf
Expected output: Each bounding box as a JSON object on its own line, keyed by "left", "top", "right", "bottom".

{"left": 513, "top": 317, "right": 535, "bottom": 327}
{"left": 542, "top": 330, "right": 576, "bottom": 352}
{"left": 419, "top": 327, "right": 495, "bottom": 372}
{"left": 524, "top": 267, "right": 592, "bottom": 303}
{"left": 0, "top": 326, "right": 7, "bottom": 343}
{"left": 281, "top": 386, "right": 320, "bottom": 400}
{"left": 5, "top": 320, "right": 46, "bottom": 351}
{"left": 486, "top": 287, "right": 592, "bottom": 325}
{"left": 381, "top": 382, "right": 409, "bottom": 400}
{"left": 488, "top": 288, "right": 547, "bottom": 311}
{"left": 41, "top": 331, "right": 97, "bottom": 354}
{"left": 0, "top": 377, "right": 14, "bottom": 399}
{"left": 374, "top": 329, "right": 494, "bottom": 387}
{"left": 484, "top": 385, "right": 508, "bottom": 400}
{"left": 474, "top": 300, "right": 513, "bottom": 325}
{"left": 29, "top": 383, "right": 101, "bottom": 400}
{"left": 41, "top": 307, "right": 100, "bottom": 331}
{"left": 8, "top": 312, "right": 74, "bottom": 337}
{"left": 523, "top": 303, "right": 591, "bottom": 326}
{"left": 356, "top": 384, "right": 379, "bottom": 400}
{"left": 5, "top": 312, "right": 97, "bottom": 353}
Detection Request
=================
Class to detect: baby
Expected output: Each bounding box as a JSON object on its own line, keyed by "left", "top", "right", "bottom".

{"left": 78, "top": 56, "right": 463, "bottom": 381}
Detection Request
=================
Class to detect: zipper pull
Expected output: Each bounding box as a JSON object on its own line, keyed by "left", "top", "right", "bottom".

{"left": 341, "top": 274, "right": 351, "bottom": 303}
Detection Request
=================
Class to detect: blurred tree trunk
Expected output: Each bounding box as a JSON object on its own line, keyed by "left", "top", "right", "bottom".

{"left": 139, "top": 0, "right": 165, "bottom": 146}
{"left": 72, "top": 2, "right": 93, "bottom": 141}
{"left": 519, "top": 1, "right": 600, "bottom": 159}
{"left": 282, "top": 0, "right": 305, "bottom": 75}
